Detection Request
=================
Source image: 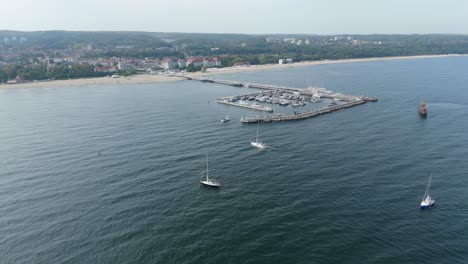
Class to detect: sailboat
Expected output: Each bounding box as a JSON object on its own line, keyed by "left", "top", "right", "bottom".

{"left": 200, "top": 155, "right": 220, "bottom": 188}
{"left": 250, "top": 121, "right": 266, "bottom": 149}
{"left": 420, "top": 174, "right": 435, "bottom": 209}
{"left": 221, "top": 115, "right": 230, "bottom": 123}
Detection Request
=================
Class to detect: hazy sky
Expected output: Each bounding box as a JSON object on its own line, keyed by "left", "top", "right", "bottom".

{"left": 1, "top": 0, "right": 467, "bottom": 34}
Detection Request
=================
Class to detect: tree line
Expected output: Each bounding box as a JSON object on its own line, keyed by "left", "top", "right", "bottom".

{"left": 0, "top": 63, "right": 108, "bottom": 83}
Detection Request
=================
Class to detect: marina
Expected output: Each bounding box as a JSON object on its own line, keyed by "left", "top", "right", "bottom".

{"left": 179, "top": 75, "right": 378, "bottom": 123}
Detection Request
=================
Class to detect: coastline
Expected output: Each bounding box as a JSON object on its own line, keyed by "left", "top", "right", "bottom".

{"left": 1, "top": 54, "right": 465, "bottom": 89}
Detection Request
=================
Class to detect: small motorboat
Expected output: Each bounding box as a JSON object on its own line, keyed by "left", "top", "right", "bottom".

{"left": 221, "top": 115, "right": 230, "bottom": 123}
{"left": 419, "top": 101, "right": 428, "bottom": 118}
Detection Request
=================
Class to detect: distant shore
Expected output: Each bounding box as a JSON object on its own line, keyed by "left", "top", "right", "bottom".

{"left": 1, "top": 54, "right": 466, "bottom": 89}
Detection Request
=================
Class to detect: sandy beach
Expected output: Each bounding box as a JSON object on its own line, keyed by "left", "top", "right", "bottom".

{"left": 1, "top": 54, "right": 465, "bottom": 89}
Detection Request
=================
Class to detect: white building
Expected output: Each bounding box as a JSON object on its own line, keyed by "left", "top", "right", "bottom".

{"left": 178, "top": 59, "right": 186, "bottom": 68}
{"left": 203, "top": 58, "right": 221, "bottom": 68}
{"left": 161, "top": 59, "right": 179, "bottom": 70}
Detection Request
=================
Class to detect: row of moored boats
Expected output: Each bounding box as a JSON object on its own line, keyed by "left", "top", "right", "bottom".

{"left": 232, "top": 91, "right": 322, "bottom": 107}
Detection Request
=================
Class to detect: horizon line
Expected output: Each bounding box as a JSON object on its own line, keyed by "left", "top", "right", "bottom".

{"left": 1, "top": 29, "right": 468, "bottom": 36}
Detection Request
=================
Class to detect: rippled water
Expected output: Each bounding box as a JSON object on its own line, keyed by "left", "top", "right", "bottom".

{"left": 1, "top": 57, "right": 468, "bottom": 263}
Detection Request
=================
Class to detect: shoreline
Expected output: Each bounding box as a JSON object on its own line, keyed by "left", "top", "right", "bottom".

{"left": 1, "top": 54, "right": 466, "bottom": 89}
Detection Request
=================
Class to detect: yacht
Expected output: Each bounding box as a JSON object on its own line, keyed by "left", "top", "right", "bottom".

{"left": 200, "top": 155, "right": 220, "bottom": 188}
{"left": 420, "top": 174, "right": 435, "bottom": 209}
{"left": 250, "top": 122, "right": 266, "bottom": 149}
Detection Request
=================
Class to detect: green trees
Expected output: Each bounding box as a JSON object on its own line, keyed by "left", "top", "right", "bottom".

{"left": 48, "top": 64, "right": 106, "bottom": 79}
{"left": 0, "top": 63, "right": 108, "bottom": 82}
{"left": 18, "top": 66, "right": 48, "bottom": 80}
{"left": 185, "top": 63, "right": 201, "bottom": 72}
{"left": 2, "top": 64, "right": 21, "bottom": 79}
{"left": 0, "top": 70, "right": 7, "bottom": 83}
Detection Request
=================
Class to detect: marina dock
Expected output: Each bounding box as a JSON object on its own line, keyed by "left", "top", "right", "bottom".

{"left": 217, "top": 100, "right": 274, "bottom": 112}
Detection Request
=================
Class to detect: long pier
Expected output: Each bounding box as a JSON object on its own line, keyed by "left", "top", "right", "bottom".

{"left": 240, "top": 99, "right": 366, "bottom": 123}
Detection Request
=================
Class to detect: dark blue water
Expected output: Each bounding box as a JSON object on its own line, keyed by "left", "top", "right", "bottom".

{"left": 1, "top": 57, "right": 468, "bottom": 263}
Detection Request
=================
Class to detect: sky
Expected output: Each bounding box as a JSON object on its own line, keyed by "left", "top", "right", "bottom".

{"left": 1, "top": 0, "right": 467, "bottom": 34}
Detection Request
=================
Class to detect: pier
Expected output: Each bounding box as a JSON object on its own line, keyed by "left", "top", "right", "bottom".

{"left": 240, "top": 99, "right": 366, "bottom": 123}
{"left": 176, "top": 75, "right": 377, "bottom": 123}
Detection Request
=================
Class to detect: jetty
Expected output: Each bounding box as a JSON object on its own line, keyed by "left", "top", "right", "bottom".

{"left": 176, "top": 75, "right": 377, "bottom": 123}
{"left": 240, "top": 99, "right": 366, "bottom": 123}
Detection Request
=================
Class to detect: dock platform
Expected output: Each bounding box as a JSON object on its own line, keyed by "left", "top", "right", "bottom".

{"left": 217, "top": 100, "right": 273, "bottom": 112}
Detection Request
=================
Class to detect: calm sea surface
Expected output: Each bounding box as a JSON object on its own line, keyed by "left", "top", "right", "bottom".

{"left": 1, "top": 57, "right": 468, "bottom": 263}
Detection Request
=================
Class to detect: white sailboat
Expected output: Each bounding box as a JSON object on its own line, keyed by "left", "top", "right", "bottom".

{"left": 200, "top": 155, "right": 220, "bottom": 188}
{"left": 250, "top": 121, "right": 266, "bottom": 149}
{"left": 420, "top": 174, "right": 435, "bottom": 209}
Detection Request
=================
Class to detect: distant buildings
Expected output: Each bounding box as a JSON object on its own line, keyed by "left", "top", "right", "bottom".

{"left": 186, "top": 57, "right": 204, "bottom": 68}
{"left": 185, "top": 57, "right": 221, "bottom": 68}
{"left": 279, "top": 58, "right": 293, "bottom": 64}
{"left": 161, "top": 59, "right": 179, "bottom": 70}
{"left": 203, "top": 57, "right": 221, "bottom": 68}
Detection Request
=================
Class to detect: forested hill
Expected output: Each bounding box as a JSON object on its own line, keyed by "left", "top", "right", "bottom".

{"left": 1, "top": 31, "right": 468, "bottom": 58}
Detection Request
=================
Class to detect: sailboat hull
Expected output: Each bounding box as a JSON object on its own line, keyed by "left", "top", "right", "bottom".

{"left": 420, "top": 201, "right": 435, "bottom": 209}
{"left": 251, "top": 141, "right": 266, "bottom": 149}
{"left": 200, "top": 180, "right": 221, "bottom": 188}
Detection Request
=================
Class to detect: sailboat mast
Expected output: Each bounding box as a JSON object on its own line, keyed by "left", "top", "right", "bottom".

{"left": 422, "top": 174, "right": 432, "bottom": 200}
{"left": 206, "top": 155, "right": 209, "bottom": 180}
{"left": 256, "top": 121, "right": 260, "bottom": 142}
{"left": 427, "top": 174, "right": 432, "bottom": 193}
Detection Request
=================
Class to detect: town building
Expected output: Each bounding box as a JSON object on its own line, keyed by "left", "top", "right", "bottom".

{"left": 161, "top": 59, "right": 179, "bottom": 70}
{"left": 203, "top": 57, "right": 221, "bottom": 67}
{"left": 186, "top": 57, "right": 204, "bottom": 68}
{"left": 177, "top": 59, "right": 186, "bottom": 68}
